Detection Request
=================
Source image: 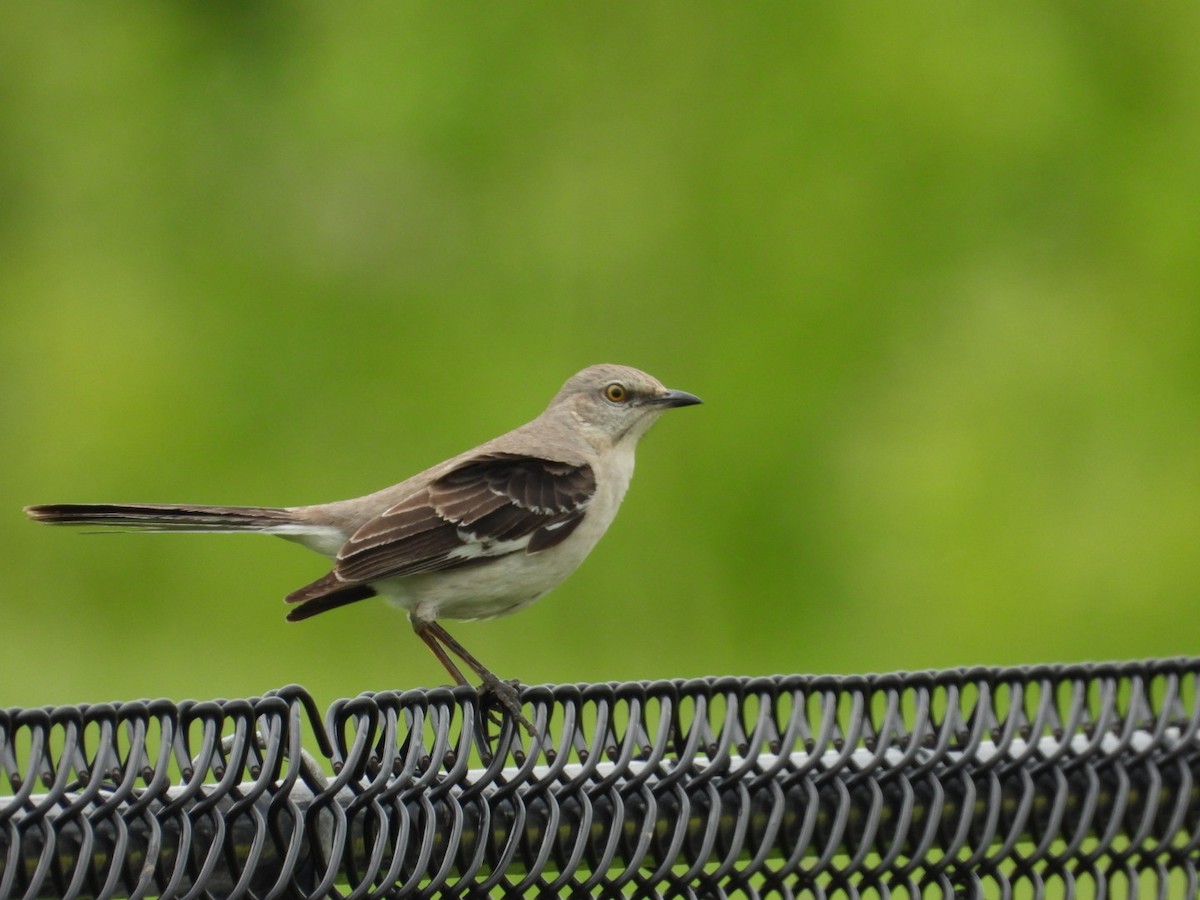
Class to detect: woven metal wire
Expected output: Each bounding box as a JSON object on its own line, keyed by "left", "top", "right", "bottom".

{"left": 2, "top": 658, "right": 1200, "bottom": 899}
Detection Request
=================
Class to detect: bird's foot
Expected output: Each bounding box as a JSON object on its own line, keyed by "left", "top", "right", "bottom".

{"left": 478, "top": 675, "right": 537, "bottom": 738}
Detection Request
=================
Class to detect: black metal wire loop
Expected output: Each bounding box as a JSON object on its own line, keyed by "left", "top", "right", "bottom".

{"left": 3, "top": 657, "right": 1200, "bottom": 898}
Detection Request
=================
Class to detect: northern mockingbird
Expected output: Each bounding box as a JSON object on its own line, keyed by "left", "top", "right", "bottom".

{"left": 25, "top": 364, "right": 701, "bottom": 729}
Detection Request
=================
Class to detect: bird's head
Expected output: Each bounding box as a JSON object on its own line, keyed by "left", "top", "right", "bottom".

{"left": 547, "top": 364, "right": 702, "bottom": 448}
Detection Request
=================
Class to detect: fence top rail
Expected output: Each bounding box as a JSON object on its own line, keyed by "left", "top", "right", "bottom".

{"left": 2, "top": 657, "right": 1199, "bottom": 898}
{"left": 4, "top": 657, "right": 1199, "bottom": 789}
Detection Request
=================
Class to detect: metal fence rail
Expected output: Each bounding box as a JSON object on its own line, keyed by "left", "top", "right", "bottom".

{"left": 3, "top": 657, "right": 1200, "bottom": 899}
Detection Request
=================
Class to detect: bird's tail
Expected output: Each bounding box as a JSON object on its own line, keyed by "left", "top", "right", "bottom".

{"left": 24, "top": 502, "right": 298, "bottom": 533}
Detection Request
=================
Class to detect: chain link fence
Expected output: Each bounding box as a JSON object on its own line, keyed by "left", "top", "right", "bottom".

{"left": 3, "top": 657, "right": 1199, "bottom": 898}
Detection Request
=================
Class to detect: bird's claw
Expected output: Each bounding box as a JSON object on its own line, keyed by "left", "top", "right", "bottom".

{"left": 479, "top": 675, "right": 537, "bottom": 738}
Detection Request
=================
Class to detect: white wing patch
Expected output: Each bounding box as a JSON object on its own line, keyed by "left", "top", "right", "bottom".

{"left": 446, "top": 530, "right": 533, "bottom": 562}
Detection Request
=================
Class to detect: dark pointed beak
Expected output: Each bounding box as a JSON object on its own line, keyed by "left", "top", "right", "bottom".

{"left": 653, "top": 388, "right": 703, "bottom": 408}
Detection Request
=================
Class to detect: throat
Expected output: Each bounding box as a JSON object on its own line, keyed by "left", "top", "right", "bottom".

{"left": 604, "top": 442, "right": 638, "bottom": 504}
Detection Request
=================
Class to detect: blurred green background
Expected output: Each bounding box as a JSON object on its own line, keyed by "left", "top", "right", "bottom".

{"left": 3, "top": 4, "right": 1199, "bottom": 710}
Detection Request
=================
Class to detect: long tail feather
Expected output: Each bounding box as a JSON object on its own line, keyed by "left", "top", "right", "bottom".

{"left": 24, "top": 502, "right": 296, "bottom": 532}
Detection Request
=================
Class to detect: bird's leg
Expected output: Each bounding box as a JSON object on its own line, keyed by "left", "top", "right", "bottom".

{"left": 428, "top": 622, "right": 535, "bottom": 735}
{"left": 413, "top": 620, "right": 472, "bottom": 687}
{"left": 412, "top": 619, "right": 536, "bottom": 736}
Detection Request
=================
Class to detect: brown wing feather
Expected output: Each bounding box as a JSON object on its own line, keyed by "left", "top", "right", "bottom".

{"left": 285, "top": 454, "right": 596, "bottom": 617}
{"left": 285, "top": 575, "right": 376, "bottom": 618}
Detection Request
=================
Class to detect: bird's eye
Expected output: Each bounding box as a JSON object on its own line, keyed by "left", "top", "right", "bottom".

{"left": 604, "top": 383, "right": 628, "bottom": 403}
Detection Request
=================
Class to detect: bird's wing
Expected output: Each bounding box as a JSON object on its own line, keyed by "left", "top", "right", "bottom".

{"left": 329, "top": 453, "right": 596, "bottom": 584}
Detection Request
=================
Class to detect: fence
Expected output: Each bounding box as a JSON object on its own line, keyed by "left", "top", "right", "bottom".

{"left": 3, "top": 657, "right": 1199, "bottom": 898}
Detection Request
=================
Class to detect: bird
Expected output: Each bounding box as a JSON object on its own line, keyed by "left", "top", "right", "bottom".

{"left": 25, "top": 364, "right": 702, "bottom": 730}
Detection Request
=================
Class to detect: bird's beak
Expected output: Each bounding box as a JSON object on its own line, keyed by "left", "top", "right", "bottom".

{"left": 652, "top": 388, "right": 703, "bottom": 408}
